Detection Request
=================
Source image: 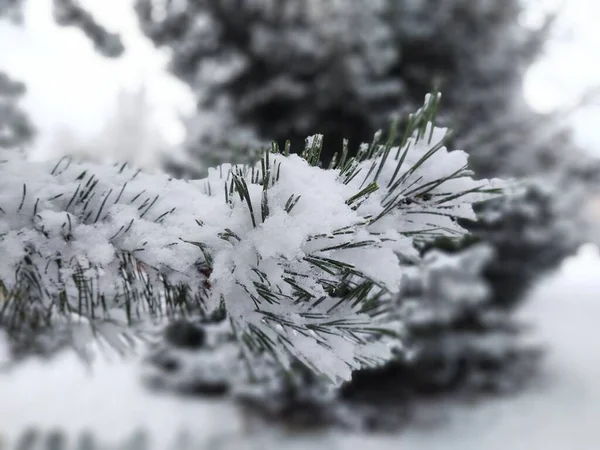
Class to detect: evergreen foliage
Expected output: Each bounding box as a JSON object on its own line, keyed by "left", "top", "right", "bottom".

{"left": 461, "top": 180, "right": 585, "bottom": 307}
{"left": 336, "top": 181, "right": 580, "bottom": 418}
{"left": 131, "top": 3, "right": 588, "bottom": 405}
{"left": 342, "top": 244, "right": 542, "bottom": 402}
{"left": 414, "top": 180, "right": 586, "bottom": 309}
{"left": 142, "top": 242, "right": 541, "bottom": 431}
{"left": 0, "top": 0, "right": 590, "bottom": 443}
{"left": 0, "top": 95, "right": 504, "bottom": 382}
{"left": 134, "top": 0, "right": 581, "bottom": 179}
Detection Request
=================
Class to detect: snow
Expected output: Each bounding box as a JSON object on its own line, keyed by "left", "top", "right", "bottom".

{"left": 523, "top": 0, "right": 600, "bottom": 155}
{"left": 0, "top": 346, "right": 245, "bottom": 448}
{"left": 1, "top": 115, "right": 502, "bottom": 382}
{"left": 1, "top": 244, "right": 600, "bottom": 448}
{"left": 337, "top": 243, "right": 600, "bottom": 449}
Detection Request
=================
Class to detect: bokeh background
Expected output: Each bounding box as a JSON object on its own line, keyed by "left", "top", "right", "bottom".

{"left": 1, "top": 0, "right": 599, "bottom": 168}
{"left": 1, "top": 1, "right": 600, "bottom": 448}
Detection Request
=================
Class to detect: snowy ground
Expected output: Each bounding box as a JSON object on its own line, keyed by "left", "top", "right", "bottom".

{"left": 337, "top": 243, "right": 600, "bottom": 449}
{"left": 1, "top": 244, "right": 600, "bottom": 449}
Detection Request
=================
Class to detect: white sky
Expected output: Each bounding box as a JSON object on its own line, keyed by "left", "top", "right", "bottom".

{"left": 0, "top": 0, "right": 599, "bottom": 161}
{"left": 522, "top": 0, "right": 600, "bottom": 151}
{"left": 0, "top": 0, "right": 194, "bottom": 160}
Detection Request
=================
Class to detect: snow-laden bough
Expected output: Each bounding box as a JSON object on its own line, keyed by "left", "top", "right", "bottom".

{"left": 0, "top": 95, "right": 506, "bottom": 382}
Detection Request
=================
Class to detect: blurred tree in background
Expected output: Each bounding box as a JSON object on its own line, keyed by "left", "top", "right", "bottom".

{"left": 0, "top": 0, "right": 22, "bottom": 22}
{"left": 0, "top": 71, "right": 34, "bottom": 150}
{"left": 133, "top": 0, "right": 595, "bottom": 416}
{"left": 52, "top": 0, "right": 124, "bottom": 58}
{"left": 134, "top": 0, "right": 596, "bottom": 181}
{"left": 0, "top": 0, "right": 124, "bottom": 152}
{"left": 0, "top": 0, "right": 597, "bottom": 435}
{"left": 0, "top": 1, "right": 33, "bottom": 150}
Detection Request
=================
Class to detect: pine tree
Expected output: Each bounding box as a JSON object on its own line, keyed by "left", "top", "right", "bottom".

{"left": 461, "top": 179, "right": 585, "bottom": 307}
{"left": 341, "top": 244, "right": 543, "bottom": 407}
{"left": 332, "top": 178, "right": 583, "bottom": 428}
{"left": 142, "top": 239, "right": 544, "bottom": 431}
{"left": 1, "top": 0, "right": 578, "bottom": 442}
{"left": 134, "top": 0, "right": 589, "bottom": 180}
{"left": 131, "top": 0, "right": 592, "bottom": 415}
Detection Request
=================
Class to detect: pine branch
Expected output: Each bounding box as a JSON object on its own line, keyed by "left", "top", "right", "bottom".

{"left": 0, "top": 96, "right": 504, "bottom": 382}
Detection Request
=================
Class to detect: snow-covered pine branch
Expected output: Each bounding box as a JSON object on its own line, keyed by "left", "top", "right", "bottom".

{"left": 0, "top": 94, "right": 504, "bottom": 382}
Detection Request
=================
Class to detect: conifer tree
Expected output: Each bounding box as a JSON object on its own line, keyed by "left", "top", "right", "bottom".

{"left": 1, "top": 0, "right": 591, "bottom": 439}
{"left": 134, "top": 0, "right": 585, "bottom": 180}
{"left": 133, "top": 0, "right": 591, "bottom": 405}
